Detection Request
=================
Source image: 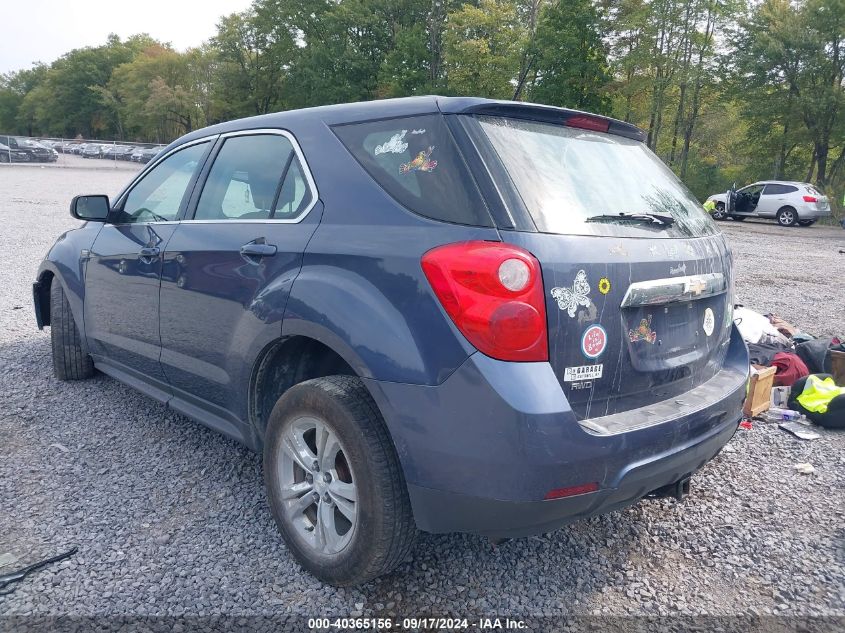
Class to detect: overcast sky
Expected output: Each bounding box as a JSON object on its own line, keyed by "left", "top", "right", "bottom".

{"left": 1, "top": 0, "right": 254, "bottom": 74}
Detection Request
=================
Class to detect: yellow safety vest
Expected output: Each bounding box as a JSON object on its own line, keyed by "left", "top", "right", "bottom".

{"left": 796, "top": 375, "right": 845, "bottom": 414}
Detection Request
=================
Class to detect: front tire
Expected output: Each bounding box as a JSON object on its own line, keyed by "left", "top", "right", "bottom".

{"left": 264, "top": 375, "right": 416, "bottom": 586}
{"left": 50, "top": 281, "right": 94, "bottom": 380}
{"left": 777, "top": 207, "right": 798, "bottom": 227}
{"left": 712, "top": 202, "right": 726, "bottom": 220}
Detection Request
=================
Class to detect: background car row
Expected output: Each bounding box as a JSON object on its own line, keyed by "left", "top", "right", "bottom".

{"left": 0, "top": 135, "right": 58, "bottom": 162}
{"left": 51, "top": 140, "right": 164, "bottom": 163}
{"left": 0, "top": 136, "right": 165, "bottom": 164}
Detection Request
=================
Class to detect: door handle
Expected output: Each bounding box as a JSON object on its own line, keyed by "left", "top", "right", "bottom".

{"left": 240, "top": 242, "right": 277, "bottom": 258}
{"left": 139, "top": 246, "right": 160, "bottom": 261}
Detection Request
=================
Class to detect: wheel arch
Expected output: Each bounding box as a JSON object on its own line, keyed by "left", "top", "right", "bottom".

{"left": 33, "top": 268, "right": 55, "bottom": 329}
{"left": 249, "top": 334, "right": 375, "bottom": 447}
{"left": 34, "top": 264, "right": 85, "bottom": 335}
{"left": 777, "top": 205, "right": 798, "bottom": 225}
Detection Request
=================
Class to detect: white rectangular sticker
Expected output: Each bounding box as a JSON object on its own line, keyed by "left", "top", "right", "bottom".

{"left": 564, "top": 364, "right": 603, "bottom": 382}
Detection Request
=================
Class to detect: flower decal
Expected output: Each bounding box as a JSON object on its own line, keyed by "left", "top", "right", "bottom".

{"left": 598, "top": 277, "right": 611, "bottom": 295}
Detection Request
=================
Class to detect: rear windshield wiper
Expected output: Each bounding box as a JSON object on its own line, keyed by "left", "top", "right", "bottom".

{"left": 585, "top": 212, "right": 675, "bottom": 227}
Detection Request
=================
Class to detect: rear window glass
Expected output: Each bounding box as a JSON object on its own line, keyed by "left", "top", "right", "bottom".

{"left": 333, "top": 115, "right": 492, "bottom": 227}
{"left": 474, "top": 115, "right": 717, "bottom": 239}
{"left": 764, "top": 184, "right": 797, "bottom": 195}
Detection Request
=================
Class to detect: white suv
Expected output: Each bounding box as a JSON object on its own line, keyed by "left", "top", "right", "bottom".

{"left": 707, "top": 181, "right": 831, "bottom": 226}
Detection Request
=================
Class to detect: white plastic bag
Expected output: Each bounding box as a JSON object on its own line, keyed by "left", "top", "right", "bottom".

{"left": 733, "top": 307, "right": 789, "bottom": 346}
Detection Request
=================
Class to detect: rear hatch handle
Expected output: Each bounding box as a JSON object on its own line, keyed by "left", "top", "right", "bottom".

{"left": 620, "top": 273, "right": 727, "bottom": 308}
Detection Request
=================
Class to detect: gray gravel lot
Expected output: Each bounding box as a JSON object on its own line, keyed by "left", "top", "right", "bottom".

{"left": 1, "top": 163, "right": 844, "bottom": 619}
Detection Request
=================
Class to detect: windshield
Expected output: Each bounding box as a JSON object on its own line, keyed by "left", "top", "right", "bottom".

{"left": 474, "top": 115, "right": 717, "bottom": 238}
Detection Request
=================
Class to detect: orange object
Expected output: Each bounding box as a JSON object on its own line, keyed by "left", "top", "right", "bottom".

{"left": 743, "top": 365, "right": 777, "bottom": 417}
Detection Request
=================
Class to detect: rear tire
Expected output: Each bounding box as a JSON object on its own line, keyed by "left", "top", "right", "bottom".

{"left": 264, "top": 375, "right": 416, "bottom": 586}
{"left": 777, "top": 207, "right": 797, "bottom": 227}
{"left": 50, "top": 281, "right": 95, "bottom": 380}
{"left": 798, "top": 219, "right": 815, "bottom": 227}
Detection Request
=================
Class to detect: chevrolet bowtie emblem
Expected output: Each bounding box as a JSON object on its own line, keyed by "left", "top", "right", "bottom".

{"left": 686, "top": 277, "right": 707, "bottom": 296}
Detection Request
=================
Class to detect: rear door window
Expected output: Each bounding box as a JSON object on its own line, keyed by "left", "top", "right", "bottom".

{"left": 763, "top": 184, "right": 797, "bottom": 195}
{"left": 472, "top": 115, "right": 717, "bottom": 238}
{"left": 194, "top": 134, "right": 310, "bottom": 221}
{"left": 333, "top": 114, "right": 492, "bottom": 227}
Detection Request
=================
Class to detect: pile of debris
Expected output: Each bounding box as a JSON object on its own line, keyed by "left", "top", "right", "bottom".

{"left": 735, "top": 306, "right": 845, "bottom": 431}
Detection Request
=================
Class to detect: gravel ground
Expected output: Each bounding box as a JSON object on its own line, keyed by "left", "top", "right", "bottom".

{"left": 1, "top": 163, "right": 843, "bottom": 622}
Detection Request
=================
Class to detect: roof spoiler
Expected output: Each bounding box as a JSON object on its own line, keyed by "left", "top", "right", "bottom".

{"left": 456, "top": 102, "right": 646, "bottom": 143}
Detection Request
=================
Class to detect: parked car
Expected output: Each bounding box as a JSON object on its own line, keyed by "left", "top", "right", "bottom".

{"left": 706, "top": 181, "right": 831, "bottom": 226}
{"left": 81, "top": 143, "right": 104, "bottom": 159}
{"left": 129, "top": 147, "right": 146, "bottom": 162}
{"left": 100, "top": 145, "right": 128, "bottom": 160}
{"left": 137, "top": 146, "right": 163, "bottom": 163}
{"left": 115, "top": 145, "right": 136, "bottom": 160}
{"left": 25, "top": 140, "right": 59, "bottom": 162}
{"left": 0, "top": 141, "right": 30, "bottom": 163}
{"left": 33, "top": 96, "right": 748, "bottom": 586}
{"left": 0, "top": 136, "right": 56, "bottom": 162}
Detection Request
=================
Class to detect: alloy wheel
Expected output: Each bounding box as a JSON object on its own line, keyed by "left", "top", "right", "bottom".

{"left": 778, "top": 209, "right": 795, "bottom": 226}
{"left": 277, "top": 416, "right": 358, "bottom": 555}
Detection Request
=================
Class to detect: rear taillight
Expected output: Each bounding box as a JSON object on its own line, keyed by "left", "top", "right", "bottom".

{"left": 421, "top": 241, "right": 548, "bottom": 362}
{"left": 564, "top": 115, "right": 610, "bottom": 133}
{"left": 544, "top": 482, "right": 599, "bottom": 500}
{"left": 803, "top": 195, "right": 818, "bottom": 203}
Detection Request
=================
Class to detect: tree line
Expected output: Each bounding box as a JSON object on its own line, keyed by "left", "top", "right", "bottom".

{"left": 0, "top": 0, "right": 842, "bottom": 204}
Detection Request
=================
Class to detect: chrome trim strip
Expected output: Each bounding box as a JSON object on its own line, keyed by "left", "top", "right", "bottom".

{"left": 579, "top": 365, "right": 747, "bottom": 436}
{"left": 181, "top": 128, "right": 319, "bottom": 225}
{"left": 620, "top": 272, "right": 726, "bottom": 308}
{"left": 111, "top": 128, "right": 319, "bottom": 226}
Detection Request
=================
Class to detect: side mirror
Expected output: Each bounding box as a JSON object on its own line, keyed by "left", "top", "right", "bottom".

{"left": 70, "top": 195, "right": 110, "bottom": 221}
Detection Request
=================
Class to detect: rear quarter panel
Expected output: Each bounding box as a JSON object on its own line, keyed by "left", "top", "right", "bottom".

{"left": 283, "top": 117, "right": 499, "bottom": 385}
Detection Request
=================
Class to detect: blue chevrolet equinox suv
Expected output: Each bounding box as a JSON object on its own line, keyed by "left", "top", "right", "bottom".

{"left": 33, "top": 97, "right": 748, "bottom": 585}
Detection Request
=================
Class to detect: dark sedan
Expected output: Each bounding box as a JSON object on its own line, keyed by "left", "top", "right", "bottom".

{"left": 0, "top": 142, "right": 30, "bottom": 163}
{"left": 81, "top": 144, "right": 104, "bottom": 159}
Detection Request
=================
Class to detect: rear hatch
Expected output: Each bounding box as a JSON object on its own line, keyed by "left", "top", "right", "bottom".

{"left": 805, "top": 184, "right": 830, "bottom": 215}
{"left": 465, "top": 113, "right": 733, "bottom": 420}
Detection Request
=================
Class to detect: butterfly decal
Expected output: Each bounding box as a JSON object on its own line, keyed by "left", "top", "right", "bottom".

{"left": 550, "top": 270, "right": 591, "bottom": 318}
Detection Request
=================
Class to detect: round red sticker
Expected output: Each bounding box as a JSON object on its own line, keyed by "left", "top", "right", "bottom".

{"left": 581, "top": 325, "right": 607, "bottom": 359}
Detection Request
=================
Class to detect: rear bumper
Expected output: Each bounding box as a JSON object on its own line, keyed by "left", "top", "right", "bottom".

{"left": 408, "top": 416, "right": 736, "bottom": 537}
{"left": 365, "top": 326, "right": 748, "bottom": 537}
{"left": 798, "top": 204, "right": 831, "bottom": 219}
